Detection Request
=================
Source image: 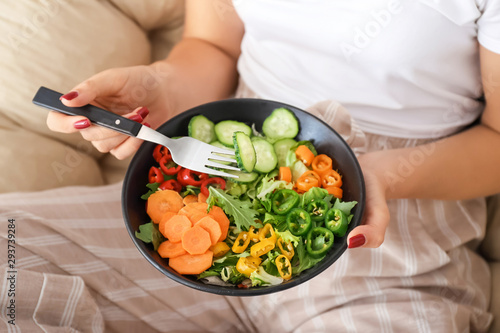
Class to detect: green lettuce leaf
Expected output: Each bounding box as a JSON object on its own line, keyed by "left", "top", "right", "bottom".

{"left": 135, "top": 222, "right": 164, "bottom": 251}
{"left": 332, "top": 198, "right": 358, "bottom": 216}
{"left": 275, "top": 230, "right": 301, "bottom": 247}
{"left": 292, "top": 240, "right": 325, "bottom": 275}
{"left": 300, "top": 187, "right": 329, "bottom": 208}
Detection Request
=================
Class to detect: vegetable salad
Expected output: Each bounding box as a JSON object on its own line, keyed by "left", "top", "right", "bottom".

{"left": 136, "top": 108, "right": 357, "bottom": 288}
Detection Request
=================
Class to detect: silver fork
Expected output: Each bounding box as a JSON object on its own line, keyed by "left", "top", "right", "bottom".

{"left": 32, "top": 86, "right": 240, "bottom": 178}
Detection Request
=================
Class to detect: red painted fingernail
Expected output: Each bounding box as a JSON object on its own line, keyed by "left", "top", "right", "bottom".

{"left": 73, "top": 119, "right": 90, "bottom": 129}
{"left": 348, "top": 234, "right": 366, "bottom": 249}
{"left": 129, "top": 114, "right": 143, "bottom": 122}
{"left": 143, "top": 122, "right": 151, "bottom": 128}
{"left": 60, "top": 91, "right": 79, "bottom": 101}
{"left": 137, "top": 107, "right": 149, "bottom": 118}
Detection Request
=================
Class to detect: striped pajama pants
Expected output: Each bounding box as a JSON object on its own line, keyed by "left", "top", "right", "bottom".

{"left": 0, "top": 84, "right": 493, "bottom": 332}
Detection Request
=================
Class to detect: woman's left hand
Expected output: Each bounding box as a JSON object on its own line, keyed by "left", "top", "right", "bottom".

{"left": 346, "top": 153, "right": 391, "bottom": 249}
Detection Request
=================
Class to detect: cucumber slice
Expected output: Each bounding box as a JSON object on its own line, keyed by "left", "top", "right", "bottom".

{"left": 273, "top": 138, "right": 297, "bottom": 168}
{"left": 188, "top": 115, "right": 216, "bottom": 143}
{"left": 252, "top": 137, "right": 278, "bottom": 173}
{"left": 210, "top": 141, "right": 234, "bottom": 165}
{"left": 234, "top": 131, "right": 256, "bottom": 173}
{"left": 223, "top": 170, "right": 260, "bottom": 184}
{"left": 215, "top": 120, "right": 252, "bottom": 146}
{"left": 262, "top": 108, "right": 299, "bottom": 141}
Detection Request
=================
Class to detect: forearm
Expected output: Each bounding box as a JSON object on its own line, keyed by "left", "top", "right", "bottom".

{"left": 362, "top": 122, "right": 500, "bottom": 200}
{"left": 164, "top": 37, "right": 239, "bottom": 113}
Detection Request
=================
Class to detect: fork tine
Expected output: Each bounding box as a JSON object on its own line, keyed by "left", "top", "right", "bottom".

{"left": 205, "top": 161, "right": 241, "bottom": 171}
{"left": 209, "top": 147, "right": 235, "bottom": 156}
{"left": 200, "top": 167, "right": 239, "bottom": 179}
{"left": 208, "top": 154, "right": 237, "bottom": 163}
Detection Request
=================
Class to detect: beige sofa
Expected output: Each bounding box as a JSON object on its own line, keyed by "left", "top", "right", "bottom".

{"left": 0, "top": 1, "right": 498, "bottom": 331}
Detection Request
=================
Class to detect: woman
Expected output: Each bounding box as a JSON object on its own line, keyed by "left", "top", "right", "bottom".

{"left": 45, "top": 0, "right": 499, "bottom": 331}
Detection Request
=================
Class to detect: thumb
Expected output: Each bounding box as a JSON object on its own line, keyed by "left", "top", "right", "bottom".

{"left": 347, "top": 173, "right": 390, "bottom": 249}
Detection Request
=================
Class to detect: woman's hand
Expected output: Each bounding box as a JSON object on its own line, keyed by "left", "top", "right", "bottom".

{"left": 47, "top": 0, "right": 244, "bottom": 160}
{"left": 347, "top": 152, "right": 391, "bottom": 249}
{"left": 47, "top": 62, "right": 174, "bottom": 160}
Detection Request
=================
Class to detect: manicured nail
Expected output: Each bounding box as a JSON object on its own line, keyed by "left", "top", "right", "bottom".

{"left": 129, "top": 114, "right": 143, "bottom": 122}
{"left": 60, "top": 91, "right": 79, "bottom": 101}
{"left": 137, "top": 107, "right": 149, "bottom": 118}
{"left": 73, "top": 119, "right": 90, "bottom": 129}
{"left": 143, "top": 122, "right": 151, "bottom": 128}
{"left": 348, "top": 234, "right": 366, "bottom": 249}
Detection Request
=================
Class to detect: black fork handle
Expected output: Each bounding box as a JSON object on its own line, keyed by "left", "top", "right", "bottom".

{"left": 32, "top": 86, "right": 142, "bottom": 137}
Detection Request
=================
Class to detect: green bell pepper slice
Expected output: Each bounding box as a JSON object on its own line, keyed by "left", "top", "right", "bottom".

{"left": 272, "top": 189, "right": 300, "bottom": 215}
{"left": 306, "top": 200, "right": 329, "bottom": 222}
{"left": 286, "top": 208, "right": 312, "bottom": 236}
{"left": 306, "top": 227, "right": 334, "bottom": 258}
{"left": 324, "top": 208, "right": 348, "bottom": 237}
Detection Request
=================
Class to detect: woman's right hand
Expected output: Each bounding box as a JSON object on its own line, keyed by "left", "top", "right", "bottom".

{"left": 47, "top": 62, "right": 174, "bottom": 160}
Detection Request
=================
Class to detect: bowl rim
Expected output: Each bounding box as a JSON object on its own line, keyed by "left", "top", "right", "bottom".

{"left": 122, "top": 97, "right": 365, "bottom": 296}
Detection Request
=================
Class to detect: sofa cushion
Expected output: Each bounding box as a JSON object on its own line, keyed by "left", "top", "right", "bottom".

{"left": 0, "top": 0, "right": 183, "bottom": 192}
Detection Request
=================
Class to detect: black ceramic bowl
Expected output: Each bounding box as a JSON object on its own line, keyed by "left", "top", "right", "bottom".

{"left": 122, "top": 98, "right": 365, "bottom": 296}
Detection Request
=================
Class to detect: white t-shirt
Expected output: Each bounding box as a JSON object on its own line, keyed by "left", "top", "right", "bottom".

{"left": 234, "top": 0, "right": 500, "bottom": 138}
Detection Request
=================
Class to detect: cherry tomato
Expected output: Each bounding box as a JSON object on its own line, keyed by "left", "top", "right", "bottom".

{"left": 153, "top": 145, "right": 171, "bottom": 163}
{"left": 148, "top": 166, "right": 164, "bottom": 184}
{"left": 177, "top": 168, "right": 209, "bottom": 186}
{"left": 159, "top": 179, "right": 182, "bottom": 192}
{"left": 200, "top": 177, "right": 226, "bottom": 196}
{"left": 159, "top": 155, "right": 181, "bottom": 175}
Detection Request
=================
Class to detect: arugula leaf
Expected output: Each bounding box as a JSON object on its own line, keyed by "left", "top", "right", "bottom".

{"left": 140, "top": 182, "right": 160, "bottom": 200}
{"left": 135, "top": 222, "right": 164, "bottom": 251}
{"left": 332, "top": 198, "right": 358, "bottom": 216}
{"left": 207, "top": 187, "right": 260, "bottom": 232}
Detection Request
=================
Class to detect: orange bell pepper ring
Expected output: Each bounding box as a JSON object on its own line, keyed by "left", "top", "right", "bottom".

{"left": 279, "top": 166, "right": 292, "bottom": 183}
{"left": 295, "top": 145, "right": 315, "bottom": 167}
{"left": 311, "top": 154, "right": 333, "bottom": 176}
{"left": 296, "top": 170, "right": 321, "bottom": 192}
{"left": 325, "top": 186, "right": 343, "bottom": 199}
{"left": 321, "top": 169, "right": 342, "bottom": 188}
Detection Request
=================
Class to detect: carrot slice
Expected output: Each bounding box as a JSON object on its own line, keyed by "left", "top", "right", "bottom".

{"left": 178, "top": 202, "right": 209, "bottom": 225}
{"left": 207, "top": 205, "right": 230, "bottom": 242}
{"left": 147, "top": 190, "right": 184, "bottom": 224}
{"left": 157, "top": 240, "right": 187, "bottom": 258}
{"left": 195, "top": 216, "right": 222, "bottom": 246}
{"left": 183, "top": 195, "right": 198, "bottom": 205}
{"left": 181, "top": 226, "right": 212, "bottom": 255}
{"left": 158, "top": 211, "right": 176, "bottom": 237}
{"left": 169, "top": 251, "right": 214, "bottom": 275}
{"left": 163, "top": 215, "right": 192, "bottom": 243}
{"left": 198, "top": 192, "right": 208, "bottom": 203}
{"left": 279, "top": 166, "right": 292, "bottom": 183}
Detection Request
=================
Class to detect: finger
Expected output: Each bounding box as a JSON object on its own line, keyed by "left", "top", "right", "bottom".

{"left": 347, "top": 173, "right": 390, "bottom": 249}
{"left": 46, "top": 111, "right": 89, "bottom": 133}
{"left": 79, "top": 111, "right": 144, "bottom": 141}
{"left": 91, "top": 135, "right": 128, "bottom": 154}
{"left": 59, "top": 69, "right": 125, "bottom": 107}
{"left": 347, "top": 202, "right": 390, "bottom": 248}
{"left": 109, "top": 136, "right": 144, "bottom": 160}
